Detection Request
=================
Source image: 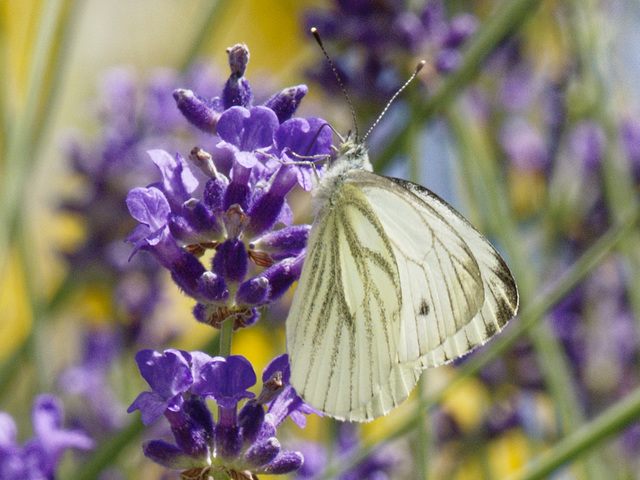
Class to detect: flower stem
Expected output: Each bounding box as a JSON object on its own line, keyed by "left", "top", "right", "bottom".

{"left": 447, "top": 105, "right": 610, "bottom": 478}
{"left": 0, "top": 0, "right": 83, "bottom": 272}
{"left": 219, "top": 317, "right": 235, "bottom": 357}
{"left": 509, "top": 386, "right": 640, "bottom": 480}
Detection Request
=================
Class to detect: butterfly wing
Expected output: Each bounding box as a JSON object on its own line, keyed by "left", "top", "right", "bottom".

{"left": 286, "top": 180, "right": 419, "bottom": 421}
{"left": 350, "top": 170, "right": 519, "bottom": 368}
{"left": 286, "top": 169, "right": 518, "bottom": 422}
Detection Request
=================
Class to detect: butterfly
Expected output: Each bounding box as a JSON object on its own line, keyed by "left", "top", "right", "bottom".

{"left": 285, "top": 133, "right": 519, "bottom": 422}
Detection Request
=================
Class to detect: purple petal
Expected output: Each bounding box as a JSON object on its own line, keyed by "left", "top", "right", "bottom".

{"left": 194, "top": 355, "right": 256, "bottom": 408}
{"left": 275, "top": 117, "right": 332, "bottom": 158}
{"left": 0, "top": 413, "right": 17, "bottom": 447}
{"left": 148, "top": 150, "right": 199, "bottom": 207}
{"left": 126, "top": 187, "right": 170, "bottom": 230}
{"left": 217, "top": 106, "right": 279, "bottom": 152}
{"left": 128, "top": 350, "right": 194, "bottom": 424}
{"left": 128, "top": 391, "right": 172, "bottom": 426}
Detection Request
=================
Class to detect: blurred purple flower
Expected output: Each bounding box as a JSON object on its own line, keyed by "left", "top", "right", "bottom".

{"left": 567, "top": 120, "right": 606, "bottom": 172}
{"left": 58, "top": 330, "right": 127, "bottom": 432}
{"left": 499, "top": 117, "right": 548, "bottom": 171}
{"left": 295, "top": 423, "right": 400, "bottom": 479}
{"left": 0, "top": 395, "right": 94, "bottom": 479}
{"left": 305, "top": 0, "right": 477, "bottom": 108}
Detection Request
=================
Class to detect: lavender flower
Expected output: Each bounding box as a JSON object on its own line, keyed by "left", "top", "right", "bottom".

{"left": 128, "top": 351, "right": 313, "bottom": 479}
{"left": 0, "top": 395, "right": 94, "bottom": 479}
{"left": 58, "top": 329, "right": 127, "bottom": 433}
{"left": 127, "top": 44, "right": 332, "bottom": 329}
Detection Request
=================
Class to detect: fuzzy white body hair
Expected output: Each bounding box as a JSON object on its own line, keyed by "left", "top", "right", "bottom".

{"left": 312, "top": 136, "right": 373, "bottom": 213}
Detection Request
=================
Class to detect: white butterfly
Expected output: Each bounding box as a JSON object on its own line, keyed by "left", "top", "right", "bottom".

{"left": 285, "top": 135, "right": 519, "bottom": 422}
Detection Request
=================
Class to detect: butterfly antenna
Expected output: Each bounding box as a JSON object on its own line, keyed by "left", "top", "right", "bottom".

{"left": 362, "top": 60, "right": 426, "bottom": 143}
{"left": 311, "top": 27, "right": 359, "bottom": 140}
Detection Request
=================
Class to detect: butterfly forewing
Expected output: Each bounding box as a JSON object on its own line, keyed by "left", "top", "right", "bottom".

{"left": 352, "top": 171, "right": 518, "bottom": 368}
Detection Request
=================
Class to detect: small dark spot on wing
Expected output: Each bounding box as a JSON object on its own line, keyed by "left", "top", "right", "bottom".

{"left": 419, "top": 299, "right": 430, "bottom": 316}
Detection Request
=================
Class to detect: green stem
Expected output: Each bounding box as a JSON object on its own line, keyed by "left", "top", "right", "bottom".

{"left": 406, "top": 94, "right": 430, "bottom": 480}
{"left": 447, "top": 106, "right": 606, "bottom": 478}
{"left": 509, "top": 386, "right": 640, "bottom": 480}
{"left": 0, "top": 0, "right": 83, "bottom": 272}
{"left": 0, "top": 9, "right": 11, "bottom": 147}
{"left": 179, "top": 0, "right": 233, "bottom": 72}
{"left": 219, "top": 317, "right": 234, "bottom": 357}
{"left": 318, "top": 208, "right": 636, "bottom": 479}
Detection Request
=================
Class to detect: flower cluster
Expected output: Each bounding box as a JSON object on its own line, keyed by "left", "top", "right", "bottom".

{"left": 305, "top": 0, "right": 477, "bottom": 106}
{"left": 128, "top": 350, "right": 315, "bottom": 479}
{"left": 0, "top": 395, "right": 94, "bottom": 479}
{"left": 127, "top": 44, "right": 332, "bottom": 329}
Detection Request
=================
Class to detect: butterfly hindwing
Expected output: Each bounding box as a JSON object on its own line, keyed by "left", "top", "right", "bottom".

{"left": 287, "top": 180, "right": 411, "bottom": 421}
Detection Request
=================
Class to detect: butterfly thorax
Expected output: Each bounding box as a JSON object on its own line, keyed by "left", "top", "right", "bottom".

{"left": 312, "top": 135, "right": 373, "bottom": 213}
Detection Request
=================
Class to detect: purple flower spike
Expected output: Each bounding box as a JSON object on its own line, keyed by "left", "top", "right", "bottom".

{"left": 128, "top": 349, "right": 194, "bottom": 426}
{"left": 194, "top": 355, "right": 257, "bottom": 409}
{"left": 173, "top": 88, "right": 222, "bottom": 133}
{"left": 264, "top": 85, "right": 309, "bottom": 123}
